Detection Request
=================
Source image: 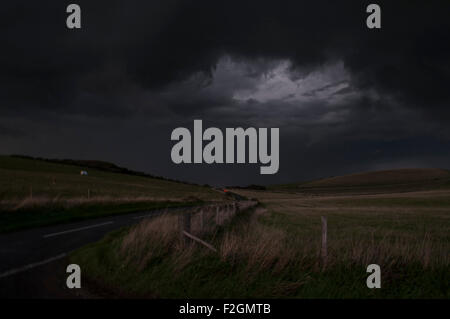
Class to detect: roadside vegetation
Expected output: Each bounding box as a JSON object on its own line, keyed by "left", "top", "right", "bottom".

{"left": 70, "top": 187, "right": 449, "bottom": 298}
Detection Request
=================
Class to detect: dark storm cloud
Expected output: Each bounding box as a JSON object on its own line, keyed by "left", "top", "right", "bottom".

{"left": 1, "top": 1, "right": 450, "bottom": 185}
{"left": 1, "top": 1, "right": 449, "bottom": 115}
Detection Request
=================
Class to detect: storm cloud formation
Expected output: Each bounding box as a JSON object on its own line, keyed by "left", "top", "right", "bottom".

{"left": 1, "top": 1, "right": 449, "bottom": 185}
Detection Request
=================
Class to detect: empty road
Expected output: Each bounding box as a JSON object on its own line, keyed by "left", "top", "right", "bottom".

{"left": 0, "top": 206, "right": 191, "bottom": 298}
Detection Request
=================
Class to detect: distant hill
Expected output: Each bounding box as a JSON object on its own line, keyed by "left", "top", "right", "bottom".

{"left": 226, "top": 184, "right": 267, "bottom": 191}
{"left": 10, "top": 155, "right": 194, "bottom": 185}
{"left": 271, "top": 168, "right": 450, "bottom": 195}
{"left": 0, "top": 155, "right": 222, "bottom": 201}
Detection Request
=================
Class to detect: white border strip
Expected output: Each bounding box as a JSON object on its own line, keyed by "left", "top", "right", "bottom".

{"left": 0, "top": 253, "right": 67, "bottom": 279}
{"left": 43, "top": 221, "right": 114, "bottom": 238}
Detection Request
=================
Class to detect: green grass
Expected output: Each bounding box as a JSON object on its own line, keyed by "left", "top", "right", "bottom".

{"left": 0, "top": 156, "right": 223, "bottom": 200}
{"left": 0, "top": 155, "right": 226, "bottom": 232}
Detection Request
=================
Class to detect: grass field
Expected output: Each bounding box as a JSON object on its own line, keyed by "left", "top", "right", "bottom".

{"left": 70, "top": 169, "right": 450, "bottom": 298}
{"left": 0, "top": 156, "right": 227, "bottom": 232}
{"left": 271, "top": 168, "right": 450, "bottom": 195}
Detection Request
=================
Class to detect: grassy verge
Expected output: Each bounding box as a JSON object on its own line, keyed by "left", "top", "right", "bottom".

{"left": 69, "top": 198, "right": 449, "bottom": 298}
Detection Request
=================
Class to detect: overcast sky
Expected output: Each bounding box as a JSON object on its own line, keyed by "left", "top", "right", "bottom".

{"left": 1, "top": 1, "right": 450, "bottom": 186}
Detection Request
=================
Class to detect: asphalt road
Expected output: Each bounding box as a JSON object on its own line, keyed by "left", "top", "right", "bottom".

{"left": 0, "top": 206, "right": 191, "bottom": 298}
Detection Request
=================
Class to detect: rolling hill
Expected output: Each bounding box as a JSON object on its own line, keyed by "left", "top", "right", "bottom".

{"left": 0, "top": 155, "right": 222, "bottom": 201}
{"left": 271, "top": 168, "right": 450, "bottom": 195}
{"left": 0, "top": 155, "right": 226, "bottom": 232}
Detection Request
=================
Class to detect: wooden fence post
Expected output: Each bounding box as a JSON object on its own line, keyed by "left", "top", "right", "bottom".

{"left": 200, "top": 208, "right": 204, "bottom": 231}
{"left": 179, "top": 212, "right": 191, "bottom": 245}
{"left": 321, "top": 216, "right": 328, "bottom": 267}
{"left": 215, "top": 206, "right": 220, "bottom": 225}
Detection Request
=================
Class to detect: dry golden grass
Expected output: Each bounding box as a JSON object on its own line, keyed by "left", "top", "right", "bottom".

{"left": 220, "top": 208, "right": 298, "bottom": 274}
{"left": 120, "top": 213, "right": 181, "bottom": 270}
{"left": 230, "top": 189, "right": 450, "bottom": 272}
{"left": 119, "top": 202, "right": 256, "bottom": 272}
{"left": 118, "top": 197, "right": 449, "bottom": 278}
{"left": 68, "top": 173, "right": 449, "bottom": 298}
{"left": 71, "top": 190, "right": 449, "bottom": 298}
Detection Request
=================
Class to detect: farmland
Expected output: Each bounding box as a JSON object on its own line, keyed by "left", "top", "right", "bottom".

{"left": 0, "top": 156, "right": 227, "bottom": 232}
{"left": 271, "top": 168, "right": 450, "bottom": 194}
{"left": 70, "top": 169, "right": 450, "bottom": 298}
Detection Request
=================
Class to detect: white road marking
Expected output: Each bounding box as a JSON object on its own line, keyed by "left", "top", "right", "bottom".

{"left": 132, "top": 212, "right": 163, "bottom": 219}
{"left": 43, "top": 221, "right": 114, "bottom": 238}
{"left": 0, "top": 253, "right": 67, "bottom": 279}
